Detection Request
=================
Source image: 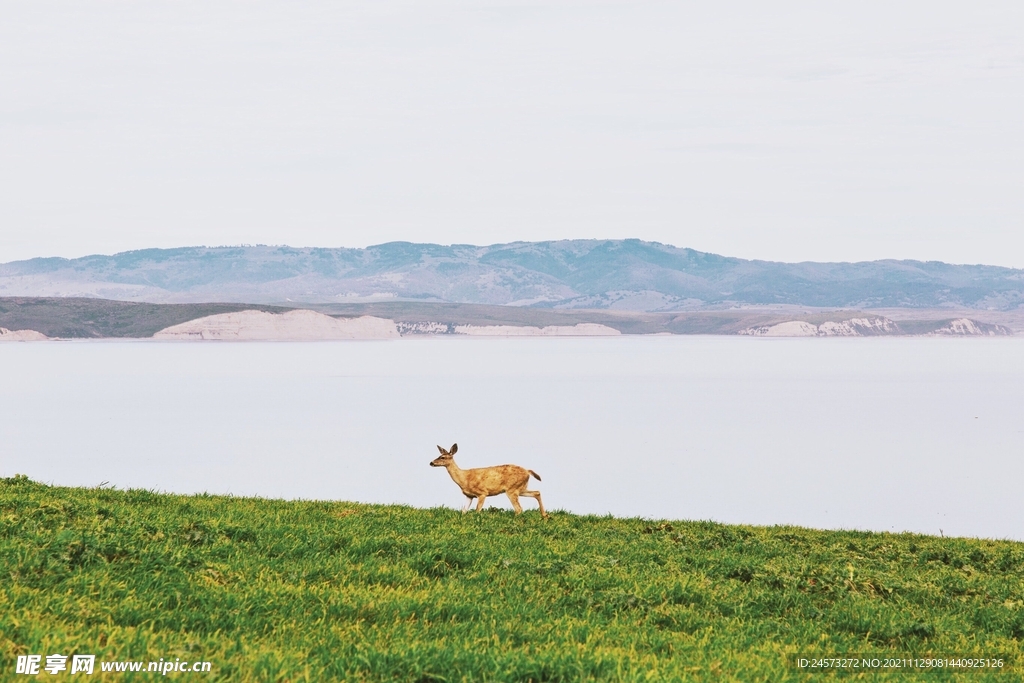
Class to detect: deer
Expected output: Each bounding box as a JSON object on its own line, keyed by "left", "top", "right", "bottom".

{"left": 430, "top": 443, "right": 548, "bottom": 519}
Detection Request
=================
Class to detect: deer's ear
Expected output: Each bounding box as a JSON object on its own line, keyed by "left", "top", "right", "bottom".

{"left": 450, "top": 443, "right": 458, "bottom": 454}
{"left": 437, "top": 445, "right": 446, "bottom": 455}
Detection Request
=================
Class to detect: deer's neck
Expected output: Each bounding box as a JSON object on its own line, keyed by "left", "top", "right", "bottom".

{"left": 444, "top": 460, "right": 469, "bottom": 490}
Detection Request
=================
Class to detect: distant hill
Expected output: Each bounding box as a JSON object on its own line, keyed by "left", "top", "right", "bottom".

{"left": 2, "top": 240, "right": 1023, "bottom": 311}
{"left": 0, "top": 297, "right": 1017, "bottom": 337}
{"left": 0, "top": 298, "right": 288, "bottom": 338}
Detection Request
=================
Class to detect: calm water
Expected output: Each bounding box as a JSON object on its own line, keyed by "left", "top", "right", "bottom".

{"left": 2, "top": 337, "right": 1023, "bottom": 540}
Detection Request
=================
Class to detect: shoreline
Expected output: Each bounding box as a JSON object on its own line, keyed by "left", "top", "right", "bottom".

{"left": 4, "top": 334, "right": 1024, "bottom": 343}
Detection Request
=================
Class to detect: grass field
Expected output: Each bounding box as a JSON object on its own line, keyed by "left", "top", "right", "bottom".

{"left": 2, "top": 475, "right": 1022, "bottom": 681}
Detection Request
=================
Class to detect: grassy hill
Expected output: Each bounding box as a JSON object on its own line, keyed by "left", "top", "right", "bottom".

{"left": 2, "top": 476, "right": 1021, "bottom": 681}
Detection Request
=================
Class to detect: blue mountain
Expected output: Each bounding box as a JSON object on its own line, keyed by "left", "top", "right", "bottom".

{"left": 2, "top": 240, "right": 1021, "bottom": 310}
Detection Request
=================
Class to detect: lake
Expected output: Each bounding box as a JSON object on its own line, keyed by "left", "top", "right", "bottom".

{"left": 2, "top": 336, "right": 1022, "bottom": 540}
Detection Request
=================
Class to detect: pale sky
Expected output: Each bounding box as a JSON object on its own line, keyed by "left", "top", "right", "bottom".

{"left": 1, "top": 1, "right": 1022, "bottom": 266}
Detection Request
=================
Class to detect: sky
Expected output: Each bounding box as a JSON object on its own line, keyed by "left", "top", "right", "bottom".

{"left": 1, "top": 1, "right": 1022, "bottom": 266}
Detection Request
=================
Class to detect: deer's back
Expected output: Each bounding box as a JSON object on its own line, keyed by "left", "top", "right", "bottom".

{"left": 463, "top": 464, "right": 530, "bottom": 496}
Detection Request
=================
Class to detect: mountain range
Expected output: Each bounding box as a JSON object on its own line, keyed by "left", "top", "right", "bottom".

{"left": 2, "top": 240, "right": 1022, "bottom": 311}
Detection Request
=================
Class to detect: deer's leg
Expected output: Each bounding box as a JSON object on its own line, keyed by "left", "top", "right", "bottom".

{"left": 521, "top": 490, "right": 548, "bottom": 519}
{"left": 461, "top": 497, "right": 472, "bottom": 513}
{"left": 475, "top": 495, "right": 487, "bottom": 512}
{"left": 506, "top": 491, "right": 523, "bottom": 514}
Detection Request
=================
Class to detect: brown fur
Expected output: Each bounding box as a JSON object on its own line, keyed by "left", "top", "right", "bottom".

{"left": 430, "top": 443, "right": 548, "bottom": 518}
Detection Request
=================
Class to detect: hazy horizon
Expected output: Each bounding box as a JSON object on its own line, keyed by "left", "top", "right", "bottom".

{"left": 2, "top": 1, "right": 1022, "bottom": 266}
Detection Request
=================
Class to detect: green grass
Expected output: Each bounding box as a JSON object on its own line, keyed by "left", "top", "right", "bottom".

{"left": 1, "top": 475, "right": 1022, "bottom": 682}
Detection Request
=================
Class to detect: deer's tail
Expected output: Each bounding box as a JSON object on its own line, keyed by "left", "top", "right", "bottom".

{"left": 528, "top": 469, "right": 542, "bottom": 482}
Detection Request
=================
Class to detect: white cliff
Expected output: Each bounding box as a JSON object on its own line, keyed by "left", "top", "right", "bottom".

{"left": 153, "top": 310, "right": 399, "bottom": 340}
{"left": 0, "top": 327, "right": 48, "bottom": 341}
{"left": 453, "top": 323, "right": 620, "bottom": 336}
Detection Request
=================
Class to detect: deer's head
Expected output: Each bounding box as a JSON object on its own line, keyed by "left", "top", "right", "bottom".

{"left": 430, "top": 443, "right": 458, "bottom": 467}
